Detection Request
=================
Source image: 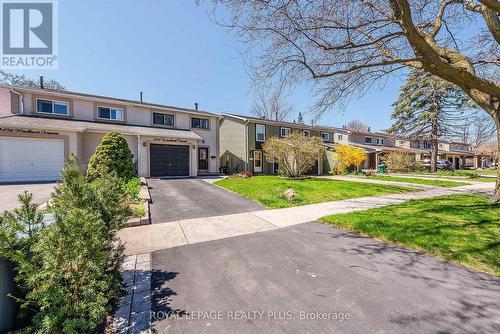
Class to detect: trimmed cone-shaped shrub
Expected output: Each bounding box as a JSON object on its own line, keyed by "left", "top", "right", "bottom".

{"left": 87, "top": 132, "right": 136, "bottom": 181}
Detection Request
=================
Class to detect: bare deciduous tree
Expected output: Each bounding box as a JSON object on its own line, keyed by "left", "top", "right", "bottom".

{"left": 456, "top": 111, "right": 496, "bottom": 148}
{"left": 346, "top": 119, "right": 369, "bottom": 132}
{"left": 251, "top": 88, "right": 293, "bottom": 121}
{"left": 208, "top": 0, "right": 500, "bottom": 202}
{"left": 0, "top": 70, "right": 65, "bottom": 91}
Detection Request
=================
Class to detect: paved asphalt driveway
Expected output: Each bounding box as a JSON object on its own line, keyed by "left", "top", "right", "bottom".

{"left": 147, "top": 178, "right": 264, "bottom": 224}
{"left": 0, "top": 182, "right": 57, "bottom": 212}
{"left": 151, "top": 222, "right": 500, "bottom": 334}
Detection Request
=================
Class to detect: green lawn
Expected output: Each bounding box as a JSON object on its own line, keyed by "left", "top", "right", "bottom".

{"left": 368, "top": 175, "right": 468, "bottom": 187}
{"left": 427, "top": 169, "right": 497, "bottom": 177}
{"left": 469, "top": 177, "right": 497, "bottom": 183}
{"left": 321, "top": 194, "right": 500, "bottom": 276}
{"left": 215, "top": 176, "right": 415, "bottom": 208}
{"left": 477, "top": 169, "right": 499, "bottom": 176}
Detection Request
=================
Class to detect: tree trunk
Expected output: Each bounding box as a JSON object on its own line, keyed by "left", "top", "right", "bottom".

{"left": 491, "top": 115, "right": 500, "bottom": 204}
{"left": 431, "top": 139, "right": 438, "bottom": 173}
{"left": 430, "top": 92, "right": 439, "bottom": 173}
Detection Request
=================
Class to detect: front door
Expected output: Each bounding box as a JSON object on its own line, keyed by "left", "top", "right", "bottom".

{"left": 198, "top": 147, "right": 208, "bottom": 171}
{"left": 253, "top": 150, "right": 262, "bottom": 173}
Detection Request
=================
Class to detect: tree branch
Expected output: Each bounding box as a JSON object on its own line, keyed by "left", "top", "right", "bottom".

{"left": 479, "top": 0, "right": 500, "bottom": 13}
{"left": 390, "top": 0, "right": 500, "bottom": 114}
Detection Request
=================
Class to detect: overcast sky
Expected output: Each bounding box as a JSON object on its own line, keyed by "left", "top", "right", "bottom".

{"left": 12, "top": 0, "right": 412, "bottom": 131}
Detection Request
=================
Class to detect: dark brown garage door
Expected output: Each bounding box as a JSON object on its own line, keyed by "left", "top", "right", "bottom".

{"left": 150, "top": 144, "right": 190, "bottom": 177}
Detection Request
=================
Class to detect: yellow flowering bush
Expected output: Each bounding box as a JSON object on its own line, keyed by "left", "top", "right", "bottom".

{"left": 332, "top": 144, "right": 366, "bottom": 174}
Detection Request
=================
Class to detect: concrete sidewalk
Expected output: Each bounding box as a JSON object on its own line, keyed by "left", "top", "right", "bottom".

{"left": 119, "top": 182, "right": 494, "bottom": 255}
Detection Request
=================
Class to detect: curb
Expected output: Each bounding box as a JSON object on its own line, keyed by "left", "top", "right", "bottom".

{"left": 112, "top": 253, "right": 152, "bottom": 334}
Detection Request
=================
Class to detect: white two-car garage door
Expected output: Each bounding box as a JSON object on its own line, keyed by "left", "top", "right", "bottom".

{"left": 0, "top": 137, "right": 65, "bottom": 183}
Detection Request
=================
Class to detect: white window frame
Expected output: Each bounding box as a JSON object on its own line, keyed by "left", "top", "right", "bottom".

{"left": 376, "top": 138, "right": 385, "bottom": 145}
{"left": 337, "top": 134, "right": 343, "bottom": 141}
{"left": 97, "top": 106, "right": 124, "bottom": 121}
{"left": 321, "top": 132, "right": 330, "bottom": 142}
{"left": 420, "top": 142, "right": 431, "bottom": 149}
{"left": 364, "top": 137, "right": 372, "bottom": 144}
{"left": 302, "top": 129, "right": 311, "bottom": 137}
{"left": 280, "top": 127, "right": 291, "bottom": 137}
{"left": 256, "top": 124, "right": 266, "bottom": 142}
{"left": 36, "top": 98, "right": 70, "bottom": 116}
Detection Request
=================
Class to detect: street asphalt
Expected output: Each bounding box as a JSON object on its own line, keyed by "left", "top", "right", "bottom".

{"left": 151, "top": 221, "right": 500, "bottom": 334}
{"left": 147, "top": 178, "right": 264, "bottom": 223}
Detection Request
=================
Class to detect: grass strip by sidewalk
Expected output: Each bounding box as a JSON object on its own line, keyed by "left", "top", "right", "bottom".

{"left": 321, "top": 194, "right": 500, "bottom": 276}
{"left": 467, "top": 177, "right": 497, "bottom": 183}
{"left": 368, "top": 175, "right": 468, "bottom": 187}
{"left": 434, "top": 169, "right": 498, "bottom": 176}
{"left": 215, "top": 176, "right": 416, "bottom": 208}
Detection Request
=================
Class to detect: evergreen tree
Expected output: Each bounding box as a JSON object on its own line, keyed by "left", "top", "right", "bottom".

{"left": 32, "top": 158, "right": 127, "bottom": 332}
{"left": 297, "top": 112, "right": 305, "bottom": 125}
{"left": 86, "top": 132, "right": 136, "bottom": 181}
{"left": 388, "top": 69, "right": 471, "bottom": 172}
{"left": 0, "top": 158, "right": 129, "bottom": 333}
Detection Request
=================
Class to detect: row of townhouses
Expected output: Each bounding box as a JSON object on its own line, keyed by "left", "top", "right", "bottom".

{"left": 0, "top": 85, "right": 485, "bottom": 183}
{"left": 220, "top": 113, "right": 480, "bottom": 175}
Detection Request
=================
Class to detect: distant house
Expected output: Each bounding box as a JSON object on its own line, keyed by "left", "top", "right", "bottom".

{"left": 348, "top": 131, "right": 476, "bottom": 170}
{"left": 219, "top": 114, "right": 479, "bottom": 174}
{"left": 218, "top": 113, "right": 349, "bottom": 175}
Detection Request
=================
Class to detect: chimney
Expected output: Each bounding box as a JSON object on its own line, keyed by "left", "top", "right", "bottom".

{"left": 140, "top": 91, "right": 143, "bottom": 103}
{"left": 194, "top": 102, "right": 198, "bottom": 110}
{"left": 39, "top": 75, "right": 44, "bottom": 89}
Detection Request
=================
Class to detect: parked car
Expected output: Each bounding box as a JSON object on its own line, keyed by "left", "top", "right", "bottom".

{"left": 422, "top": 159, "right": 455, "bottom": 171}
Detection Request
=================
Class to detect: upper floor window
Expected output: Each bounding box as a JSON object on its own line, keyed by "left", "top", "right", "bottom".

{"left": 36, "top": 99, "right": 69, "bottom": 116}
{"left": 420, "top": 142, "right": 431, "bottom": 149}
{"left": 439, "top": 143, "right": 444, "bottom": 148}
{"left": 398, "top": 140, "right": 405, "bottom": 145}
{"left": 302, "top": 129, "right": 311, "bottom": 137}
{"left": 364, "top": 137, "right": 372, "bottom": 144}
{"left": 280, "top": 127, "right": 291, "bottom": 137}
{"left": 321, "top": 132, "right": 330, "bottom": 142}
{"left": 97, "top": 106, "right": 123, "bottom": 121}
{"left": 192, "top": 117, "right": 209, "bottom": 129}
{"left": 376, "top": 138, "right": 384, "bottom": 145}
{"left": 153, "top": 112, "right": 174, "bottom": 126}
{"left": 337, "top": 134, "right": 343, "bottom": 141}
{"left": 256, "top": 124, "right": 266, "bottom": 142}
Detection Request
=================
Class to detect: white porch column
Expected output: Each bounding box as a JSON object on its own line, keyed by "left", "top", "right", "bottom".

{"left": 137, "top": 134, "right": 141, "bottom": 176}
{"left": 192, "top": 142, "right": 198, "bottom": 177}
